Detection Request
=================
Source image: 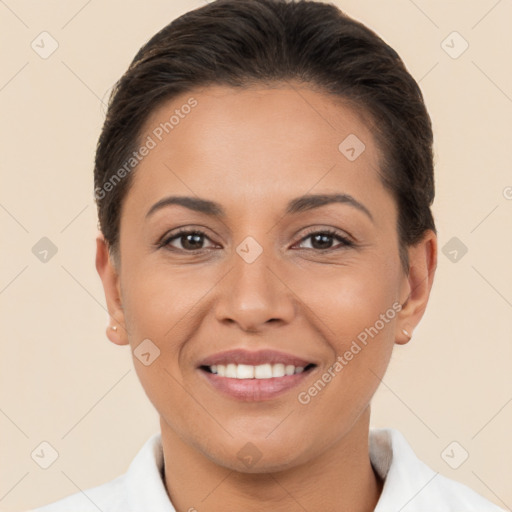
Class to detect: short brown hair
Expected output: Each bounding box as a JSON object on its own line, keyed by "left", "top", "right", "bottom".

{"left": 94, "top": 0, "right": 436, "bottom": 272}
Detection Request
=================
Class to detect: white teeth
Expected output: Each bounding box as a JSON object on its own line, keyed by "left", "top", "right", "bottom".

{"left": 208, "top": 363, "right": 309, "bottom": 378}
{"left": 285, "top": 364, "right": 295, "bottom": 376}
{"left": 236, "top": 364, "right": 254, "bottom": 379}
{"left": 225, "top": 363, "right": 237, "bottom": 378}
{"left": 254, "top": 363, "right": 272, "bottom": 378}
{"left": 273, "top": 363, "right": 285, "bottom": 377}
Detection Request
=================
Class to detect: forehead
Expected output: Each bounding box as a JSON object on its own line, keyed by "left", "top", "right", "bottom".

{"left": 125, "top": 83, "right": 390, "bottom": 218}
{"left": 142, "top": 83, "right": 380, "bottom": 161}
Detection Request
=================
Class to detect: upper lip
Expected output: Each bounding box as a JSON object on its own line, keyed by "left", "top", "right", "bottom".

{"left": 198, "top": 349, "right": 315, "bottom": 368}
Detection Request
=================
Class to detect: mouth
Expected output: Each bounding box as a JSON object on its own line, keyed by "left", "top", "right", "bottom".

{"left": 200, "top": 362, "right": 316, "bottom": 378}
{"left": 197, "top": 349, "right": 318, "bottom": 401}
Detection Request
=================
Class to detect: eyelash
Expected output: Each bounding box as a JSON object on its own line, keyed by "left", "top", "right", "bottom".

{"left": 158, "top": 227, "right": 355, "bottom": 253}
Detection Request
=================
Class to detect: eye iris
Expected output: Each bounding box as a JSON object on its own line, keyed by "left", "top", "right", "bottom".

{"left": 182, "top": 233, "right": 204, "bottom": 250}
{"left": 170, "top": 231, "right": 343, "bottom": 251}
{"left": 311, "top": 233, "right": 333, "bottom": 249}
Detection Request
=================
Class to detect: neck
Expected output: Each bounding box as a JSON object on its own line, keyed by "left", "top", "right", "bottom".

{"left": 160, "top": 407, "right": 383, "bottom": 512}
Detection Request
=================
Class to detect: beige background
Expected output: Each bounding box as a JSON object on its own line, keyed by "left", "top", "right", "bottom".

{"left": 1, "top": 0, "right": 511, "bottom": 510}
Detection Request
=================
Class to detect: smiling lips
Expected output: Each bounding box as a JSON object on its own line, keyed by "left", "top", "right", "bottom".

{"left": 198, "top": 349, "right": 317, "bottom": 401}
{"left": 210, "top": 363, "right": 306, "bottom": 379}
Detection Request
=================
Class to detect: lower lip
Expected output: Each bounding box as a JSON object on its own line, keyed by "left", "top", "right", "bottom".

{"left": 199, "top": 368, "right": 315, "bottom": 402}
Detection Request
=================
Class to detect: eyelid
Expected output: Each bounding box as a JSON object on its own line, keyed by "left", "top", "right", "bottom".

{"left": 296, "top": 225, "right": 353, "bottom": 241}
{"left": 159, "top": 225, "right": 355, "bottom": 253}
{"left": 158, "top": 226, "right": 219, "bottom": 250}
{"left": 292, "top": 226, "right": 354, "bottom": 250}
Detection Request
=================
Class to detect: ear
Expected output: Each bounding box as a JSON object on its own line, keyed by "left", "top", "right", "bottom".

{"left": 395, "top": 229, "right": 437, "bottom": 345}
{"left": 95, "top": 233, "right": 129, "bottom": 346}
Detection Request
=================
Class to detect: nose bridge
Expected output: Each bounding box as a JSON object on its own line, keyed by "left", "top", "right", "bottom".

{"left": 213, "top": 235, "right": 295, "bottom": 330}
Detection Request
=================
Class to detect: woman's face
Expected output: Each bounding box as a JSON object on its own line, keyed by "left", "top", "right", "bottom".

{"left": 97, "top": 84, "right": 435, "bottom": 471}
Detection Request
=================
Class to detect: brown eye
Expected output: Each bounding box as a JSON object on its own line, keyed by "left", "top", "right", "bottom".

{"left": 296, "top": 230, "right": 354, "bottom": 251}
{"left": 162, "top": 230, "right": 217, "bottom": 251}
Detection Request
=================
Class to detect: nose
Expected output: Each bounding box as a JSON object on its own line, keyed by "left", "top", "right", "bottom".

{"left": 213, "top": 245, "right": 296, "bottom": 333}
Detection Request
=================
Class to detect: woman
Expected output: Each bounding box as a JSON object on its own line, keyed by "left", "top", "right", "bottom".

{"left": 31, "top": 0, "right": 505, "bottom": 510}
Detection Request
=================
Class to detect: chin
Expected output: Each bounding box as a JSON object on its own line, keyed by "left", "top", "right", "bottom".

{"left": 200, "top": 435, "right": 314, "bottom": 474}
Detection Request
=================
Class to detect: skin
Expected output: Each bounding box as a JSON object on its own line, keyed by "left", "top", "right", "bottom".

{"left": 96, "top": 83, "right": 437, "bottom": 512}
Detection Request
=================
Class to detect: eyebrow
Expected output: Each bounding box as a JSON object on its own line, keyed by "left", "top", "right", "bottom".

{"left": 145, "top": 193, "right": 374, "bottom": 223}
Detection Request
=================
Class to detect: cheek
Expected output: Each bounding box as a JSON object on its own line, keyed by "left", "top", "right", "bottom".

{"left": 121, "top": 260, "right": 207, "bottom": 341}
{"left": 291, "top": 260, "right": 399, "bottom": 415}
{"left": 292, "top": 256, "right": 399, "bottom": 342}
{"left": 119, "top": 264, "right": 201, "bottom": 422}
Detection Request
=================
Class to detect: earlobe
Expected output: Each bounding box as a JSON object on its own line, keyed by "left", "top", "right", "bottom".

{"left": 395, "top": 230, "right": 437, "bottom": 345}
{"left": 95, "top": 233, "right": 129, "bottom": 346}
{"left": 105, "top": 323, "right": 127, "bottom": 346}
{"left": 397, "top": 327, "right": 413, "bottom": 345}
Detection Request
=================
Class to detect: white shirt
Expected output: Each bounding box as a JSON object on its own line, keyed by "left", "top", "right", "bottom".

{"left": 30, "top": 428, "right": 506, "bottom": 512}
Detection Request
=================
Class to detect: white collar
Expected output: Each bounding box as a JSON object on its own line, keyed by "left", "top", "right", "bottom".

{"left": 118, "top": 428, "right": 505, "bottom": 511}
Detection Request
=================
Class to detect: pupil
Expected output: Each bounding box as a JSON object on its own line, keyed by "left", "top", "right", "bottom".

{"left": 312, "top": 234, "right": 332, "bottom": 249}
{"left": 183, "top": 233, "right": 203, "bottom": 250}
